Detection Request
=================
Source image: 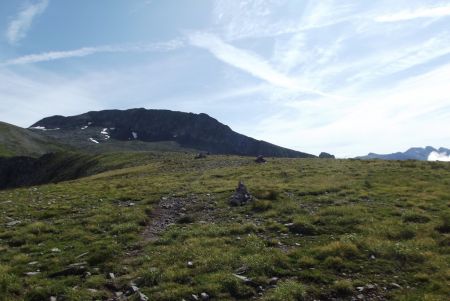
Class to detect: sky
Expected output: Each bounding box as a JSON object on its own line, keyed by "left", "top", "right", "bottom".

{"left": 0, "top": 0, "right": 450, "bottom": 158}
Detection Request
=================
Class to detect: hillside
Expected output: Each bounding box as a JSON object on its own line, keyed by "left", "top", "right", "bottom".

{"left": 357, "top": 146, "right": 450, "bottom": 161}
{"left": 30, "top": 108, "right": 315, "bottom": 158}
{"left": 0, "top": 122, "right": 68, "bottom": 157}
{"left": 0, "top": 154, "right": 449, "bottom": 300}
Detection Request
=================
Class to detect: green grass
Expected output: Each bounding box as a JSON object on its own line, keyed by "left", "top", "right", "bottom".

{"left": 0, "top": 121, "right": 68, "bottom": 157}
{"left": 0, "top": 154, "right": 449, "bottom": 300}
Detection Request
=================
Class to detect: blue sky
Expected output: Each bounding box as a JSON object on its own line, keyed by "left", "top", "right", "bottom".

{"left": 1, "top": 0, "right": 450, "bottom": 157}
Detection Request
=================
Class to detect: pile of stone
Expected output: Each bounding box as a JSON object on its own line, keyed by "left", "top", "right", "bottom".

{"left": 229, "top": 181, "right": 253, "bottom": 206}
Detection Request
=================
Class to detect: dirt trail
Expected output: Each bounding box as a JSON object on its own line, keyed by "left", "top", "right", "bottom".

{"left": 142, "top": 194, "right": 218, "bottom": 241}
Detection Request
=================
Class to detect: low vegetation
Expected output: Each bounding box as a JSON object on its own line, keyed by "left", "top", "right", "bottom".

{"left": 0, "top": 153, "right": 449, "bottom": 300}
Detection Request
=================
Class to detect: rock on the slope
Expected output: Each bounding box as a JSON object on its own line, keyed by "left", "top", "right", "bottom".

{"left": 255, "top": 155, "right": 267, "bottom": 163}
{"left": 319, "top": 152, "right": 335, "bottom": 159}
{"left": 229, "top": 181, "right": 253, "bottom": 206}
{"left": 194, "top": 152, "right": 207, "bottom": 159}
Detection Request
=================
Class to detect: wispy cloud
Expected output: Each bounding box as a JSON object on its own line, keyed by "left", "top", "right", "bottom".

{"left": 375, "top": 4, "right": 450, "bottom": 23}
{"left": 6, "top": 0, "right": 49, "bottom": 45}
{"left": 188, "top": 32, "right": 343, "bottom": 99}
{"left": 189, "top": 32, "right": 297, "bottom": 89}
{"left": 2, "top": 39, "right": 184, "bottom": 66}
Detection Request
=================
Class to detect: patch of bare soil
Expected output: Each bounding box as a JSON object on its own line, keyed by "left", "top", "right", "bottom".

{"left": 142, "top": 194, "right": 218, "bottom": 241}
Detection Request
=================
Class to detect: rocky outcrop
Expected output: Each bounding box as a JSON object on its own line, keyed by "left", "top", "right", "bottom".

{"left": 319, "top": 152, "right": 335, "bottom": 159}
{"left": 255, "top": 155, "right": 267, "bottom": 163}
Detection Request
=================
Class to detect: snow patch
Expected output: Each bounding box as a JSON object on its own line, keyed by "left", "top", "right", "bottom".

{"left": 30, "top": 126, "right": 59, "bottom": 131}
{"left": 30, "top": 126, "right": 46, "bottom": 130}
{"left": 81, "top": 125, "right": 88, "bottom": 130}
{"left": 100, "top": 128, "right": 108, "bottom": 135}
{"left": 89, "top": 138, "right": 99, "bottom": 144}
{"left": 132, "top": 131, "right": 138, "bottom": 139}
{"left": 428, "top": 151, "right": 450, "bottom": 162}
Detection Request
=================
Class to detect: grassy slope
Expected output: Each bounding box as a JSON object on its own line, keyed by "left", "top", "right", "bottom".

{"left": 0, "top": 122, "right": 68, "bottom": 157}
{"left": 0, "top": 154, "right": 449, "bottom": 300}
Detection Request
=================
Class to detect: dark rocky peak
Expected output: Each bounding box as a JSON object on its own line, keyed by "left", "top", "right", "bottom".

{"left": 30, "top": 108, "right": 315, "bottom": 158}
{"left": 319, "top": 152, "right": 335, "bottom": 159}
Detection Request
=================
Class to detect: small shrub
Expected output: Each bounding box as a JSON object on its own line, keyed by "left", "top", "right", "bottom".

{"left": 324, "top": 256, "right": 345, "bottom": 270}
{"left": 332, "top": 280, "right": 353, "bottom": 297}
{"left": 297, "top": 256, "right": 318, "bottom": 268}
{"left": 252, "top": 200, "right": 273, "bottom": 212}
{"left": 435, "top": 214, "right": 450, "bottom": 233}
{"left": 386, "top": 228, "right": 416, "bottom": 240}
{"left": 413, "top": 273, "right": 430, "bottom": 283}
{"left": 402, "top": 212, "right": 430, "bottom": 223}
{"left": 222, "top": 276, "right": 255, "bottom": 299}
{"left": 111, "top": 222, "right": 139, "bottom": 234}
{"left": 385, "top": 243, "right": 425, "bottom": 264}
{"left": 26, "top": 222, "right": 55, "bottom": 235}
{"left": 316, "top": 241, "right": 359, "bottom": 259}
{"left": 254, "top": 190, "right": 279, "bottom": 201}
{"left": 265, "top": 220, "right": 288, "bottom": 232}
{"left": 87, "top": 244, "right": 119, "bottom": 265}
{"left": 289, "top": 217, "right": 317, "bottom": 235}
{"left": 0, "top": 265, "right": 20, "bottom": 301}
{"left": 140, "top": 267, "right": 161, "bottom": 287}
{"left": 264, "top": 280, "right": 305, "bottom": 301}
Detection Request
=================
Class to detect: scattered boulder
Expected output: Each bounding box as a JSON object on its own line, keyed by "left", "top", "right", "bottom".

{"left": 255, "top": 155, "right": 267, "bottom": 163}
{"left": 6, "top": 220, "right": 21, "bottom": 227}
{"left": 229, "top": 181, "right": 253, "bottom": 206}
{"left": 319, "top": 152, "right": 335, "bottom": 159}
{"left": 194, "top": 152, "right": 207, "bottom": 159}
{"left": 191, "top": 294, "right": 199, "bottom": 301}
{"left": 200, "top": 292, "right": 210, "bottom": 300}
{"left": 48, "top": 264, "right": 87, "bottom": 278}
{"left": 138, "top": 292, "right": 149, "bottom": 301}
{"left": 232, "top": 274, "right": 259, "bottom": 288}
{"left": 24, "top": 271, "right": 40, "bottom": 276}
{"left": 269, "top": 277, "right": 279, "bottom": 285}
{"left": 389, "top": 283, "right": 402, "bottom": 289}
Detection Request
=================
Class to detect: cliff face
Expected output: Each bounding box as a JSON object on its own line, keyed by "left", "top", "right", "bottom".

{"left": 31, "top": 108, "right": 315, "bottom": 158}
{"left": 0, "top": 153, "right": 98, "bottom": 189}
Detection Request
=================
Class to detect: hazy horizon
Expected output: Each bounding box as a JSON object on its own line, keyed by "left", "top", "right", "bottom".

{"left": 1, "top": 0, "right": 450, "bottom": 157}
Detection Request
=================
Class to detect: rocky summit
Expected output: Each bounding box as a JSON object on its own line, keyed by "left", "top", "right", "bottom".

{"left": 30, "top": 108, "right": 315, "bottom": 158}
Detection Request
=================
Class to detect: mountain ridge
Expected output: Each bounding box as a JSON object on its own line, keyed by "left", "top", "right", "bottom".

{"left": 30, "top": 108, "right": 315, "bottom": 158}
{"left": 358, "top": 146, "right": 450, "bottom": 161}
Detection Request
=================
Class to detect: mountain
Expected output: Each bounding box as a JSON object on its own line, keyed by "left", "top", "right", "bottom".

{"left": 0, "top": 121, "right": 68, "bottom": 157}
{"left": 29, "top": 108, "right": 315, "bottom": 158}
{"left": 357, "top": 146, "right": 450, "bottom": 161}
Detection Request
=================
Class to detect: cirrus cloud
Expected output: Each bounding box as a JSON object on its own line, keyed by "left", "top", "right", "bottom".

{"left": 6, "top": 0, "right": 49, "bottom": 45}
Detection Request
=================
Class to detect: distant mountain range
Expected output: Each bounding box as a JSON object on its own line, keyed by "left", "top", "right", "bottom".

{"left": 22, "top": 108, "right": 315, "bottom": 158}
{"left": 358, "top": 146, "right": 450, "bottom": 161}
